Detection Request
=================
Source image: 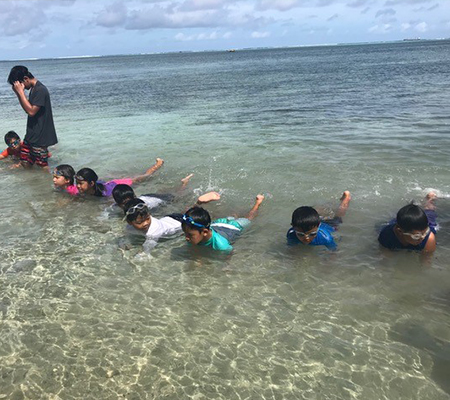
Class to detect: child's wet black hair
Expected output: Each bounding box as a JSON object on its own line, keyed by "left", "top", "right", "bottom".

{"left": 123, "top": 198, "right": 149, "bottom": 223}
{"left": 182, "top": 206, "right": 211, "bottom": 232}
{"left": 291, "top": 206, "right": 321, "bottom": 232}
{"left": 112, "top": 184, "right": 136, "bottom": 207}
{"left": 76, "top": 167, "right": 105, "bottom": 196}
{"left": 55, "top": 164, "right": 75, "bottom": 185}
{"left": 396, "top": 204, "right": 429, "bottom": 232}
{"left": 4, "top": 131, "right": 20, "bottom": 144}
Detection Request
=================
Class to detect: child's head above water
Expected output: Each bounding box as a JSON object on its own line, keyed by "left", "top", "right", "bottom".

{"left": 112, "top": 184, "right": 136, "bottom": 209}
{"left": 53, "top": 164, "right": 75, "bottom": 188}
{"left": 4, "top": 131, "right": 20, "bottom": 149}
{"left": 291, "top": 206, "right": 321, "bottom": 244}
{"left": 181, "top": 206, "right": 212, "bottom": 245}
{"left": 123, "top": 198, "right": 151, "bottom": 232}
{"left": 75, "top": 167, "right": 104, "bottom": 196}
{"left": 395, "top": 204, "right": 430, "bottom": 245}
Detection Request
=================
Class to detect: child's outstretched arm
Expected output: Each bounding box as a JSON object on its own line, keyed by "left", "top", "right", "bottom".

{"left": 131, "top": 158, "right": 164, "bottom": 184}
{"left": 246, "top": 194, "right": 265, "bottom": 220}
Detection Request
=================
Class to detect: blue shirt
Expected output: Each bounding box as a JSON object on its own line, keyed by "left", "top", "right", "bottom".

{"left": 286, "top": 223, "right": 337, "bottom": 250}
{"left": 378, "top": 223, "right": 435, "bottom": 251}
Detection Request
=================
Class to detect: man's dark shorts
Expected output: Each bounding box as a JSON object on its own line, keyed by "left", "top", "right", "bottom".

{"left": 20, "top": 141, "right": 49, "bottom": 167}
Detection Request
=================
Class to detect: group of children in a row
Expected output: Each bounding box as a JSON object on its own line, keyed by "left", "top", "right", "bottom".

{"left": 2, "top": 130, "right": 438, "bottom": 255}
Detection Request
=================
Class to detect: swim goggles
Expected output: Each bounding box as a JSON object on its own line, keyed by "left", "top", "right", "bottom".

{"left": 53, "top": 169, "right": 65, "bottom": 177}
{"left": 401, "top": 227, "right": 430, "bottom": 241}
{"left": 8, "top": 139, "right": 20, "bottom": 147}
{"left": 294, "top": 225, "right": 320, "bottom": 238}
{"left": 124, "top": 203, "right": 148, "bottom": 219}
{"left": 74, "top": 175, "right": 86, "bottom": 182}
{"left": 182, "top": 214, "right": 209, "bottom": 229}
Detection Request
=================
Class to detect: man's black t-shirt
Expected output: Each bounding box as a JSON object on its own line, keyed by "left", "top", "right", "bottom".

{"left": 26, "top": 81, "right": 57, "bottom": 147}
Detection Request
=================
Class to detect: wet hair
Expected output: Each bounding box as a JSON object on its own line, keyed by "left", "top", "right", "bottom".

{"left": 396, "top": 204, "right": 429, "bottom": 232}
{"left": 76, "top": 167, "right": 105, "bottom": 196}
{"left": 4, "top": 131, "right": 20, "bottom": 144}
{"left": 55, "top": 164, "right": 75, "bottom": 185}
{"left": 7, "top": 66, "right": 34, "bottom": 85}
{"left": 112, "top": 184, "right": 136, "bottom": 207}
{"left": 182, "top": 206, "right": 211, "bottom": 232}
{"left": 123, "top": 198, "right": 149, "bottom": 223}
{"left": 291, "top": 206, "right": 321, "bottom": 231}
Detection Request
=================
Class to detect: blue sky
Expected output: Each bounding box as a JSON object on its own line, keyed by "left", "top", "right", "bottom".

{"left": 1, "top": 0, "right": 449, "bottom": 59}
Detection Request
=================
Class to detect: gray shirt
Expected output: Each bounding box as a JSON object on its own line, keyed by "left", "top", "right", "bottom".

{"left": 26, "top": 81, "right": 57, "bottom": 147}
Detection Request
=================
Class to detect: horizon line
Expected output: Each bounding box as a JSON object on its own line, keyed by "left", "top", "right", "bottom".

{"left": 1, "top": 37, "right": 449, "bottom": 63}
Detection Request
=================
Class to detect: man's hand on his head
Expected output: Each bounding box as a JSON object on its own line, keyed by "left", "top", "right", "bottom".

{"left": 12, "top": 81, "right": 25, "bottom": 95}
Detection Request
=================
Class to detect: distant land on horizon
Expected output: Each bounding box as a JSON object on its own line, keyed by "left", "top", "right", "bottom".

{"left": 2, "top": 37, "right": 449, "bottom": 62}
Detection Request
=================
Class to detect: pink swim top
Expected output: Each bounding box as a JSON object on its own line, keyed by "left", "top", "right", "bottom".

{"left": 100, "top": 178, "right": 133, "bottom": 197}
{"left": 65, "top": 185, "right": 79, "bottom": 196}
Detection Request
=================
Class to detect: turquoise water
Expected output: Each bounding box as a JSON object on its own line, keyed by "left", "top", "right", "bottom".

{"left": 0, "top": 41, "right": 450, "bottom": 399}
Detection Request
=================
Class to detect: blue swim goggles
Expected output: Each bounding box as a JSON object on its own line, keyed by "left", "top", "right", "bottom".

{"left": 181, "top": 214, "right": 209, "bottom": 229}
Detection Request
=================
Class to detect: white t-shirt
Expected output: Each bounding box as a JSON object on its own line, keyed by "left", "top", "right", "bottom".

{"left": 139, "top": 195, "right": 165, "bottom": 210}
{"left": 143, "top": 216, "right": 182, "bottom": 252}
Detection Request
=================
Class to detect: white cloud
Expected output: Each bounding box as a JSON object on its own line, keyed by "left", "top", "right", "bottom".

{"left": 1, "top": 5, "right": 47, "bottom": 36}
{"left": 175, "top": 30, "right": 229, "bottom": 40}
{"left": 251, "top": 30, "right": 270, "bottom": 38}
{"left": 368, "top": 23, "right": 392, "bottom": 33}
{"left": 96, "top": 1, "right": 127, "bottom": 28}
{"left": 401, "top": 22, "right": 411, "bottom": 30}
{"left": 179, "top": 0, "right": 229, "bottom": 11}
{"left": 256, "top": 0, "right": 301, "bottom": 12}
{"left": 414, "top": 21, "right": 428, "bottom": 32}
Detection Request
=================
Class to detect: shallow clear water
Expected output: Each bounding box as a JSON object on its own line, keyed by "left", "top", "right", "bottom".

{"left": 0, "top": 41, "right": 450, "bottom": 399}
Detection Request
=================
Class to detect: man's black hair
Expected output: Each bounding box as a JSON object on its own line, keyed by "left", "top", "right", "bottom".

{"left": 123, "top": 198, "right": 149, "bottom": 223}
{"left": 183, "top": 206, "right": 211, "bottom": 231}
{"left": 396, "top": 204, "right": 428, "bottom": 232}
{"left": 112, "top": 184, "right": 136, "bottom": 206}
{"left": 291, "top": 206, "right": 321, "bottom": 231}
{"left": 4, "top": 131, "right": 20, "bottom": 144}
{"left": 7, "top": 66, "right": 34, "bottom": 85}
{"left": 55, "top": 164, "right": 75, "bottom": 185}
{"left": 76, "top": 167, "right": 104, "bottom": 196}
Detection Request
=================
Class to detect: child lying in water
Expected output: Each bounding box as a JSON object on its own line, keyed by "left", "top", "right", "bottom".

{"left": 123, "top": 191, "right": 221, "bottom": 252}
{"left": 181, "top": 194, "right": 265, "bottom": 252}
{"left": 378, "top": 192, "right": 437, "bottom": 253}
{"left": 112, "top": 173, "right": 194, "bottom": 211}
{"left": 287, "top": 191, "right": 351, "bottom": 250}
{"left": 74, "top": 158, "right": 164, "bottom": 197}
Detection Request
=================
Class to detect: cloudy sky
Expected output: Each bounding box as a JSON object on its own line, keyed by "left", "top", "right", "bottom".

{"left": 0, "top": 0, "right": 449, "bottom": 59}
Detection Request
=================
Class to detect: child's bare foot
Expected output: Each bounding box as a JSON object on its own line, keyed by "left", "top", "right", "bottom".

{"left": 336, "top": 190, "right": 351, "bottom": 217}
{"left": 423, "top": 191, "right": 437, "bottom": 210}
{"left": 340, "top": 190, "right": 351, "bottom": 205}
{"left": 255, "top": 194, "right": 265, "bottom": 205}
{"left": 181, "top": 173, "right": 194, "bottom": 185}
{"left": 197, "top": 191, "right": 221, "bottom": 204}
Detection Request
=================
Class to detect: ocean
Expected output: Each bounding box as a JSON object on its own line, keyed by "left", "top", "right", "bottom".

{"left": 0, "top": 41, "right": 449, "bottom": 399}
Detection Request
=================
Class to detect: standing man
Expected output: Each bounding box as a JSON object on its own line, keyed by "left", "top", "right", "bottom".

{"left": 7, "top": 66, "right": 57, "bottom": 169}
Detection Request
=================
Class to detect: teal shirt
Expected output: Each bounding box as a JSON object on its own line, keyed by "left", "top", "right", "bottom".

{"left": 199, "top": 218, "right": 249, "bottom": 252}
{"left": 201, "top": 228, "right": 234, "bottom": 252}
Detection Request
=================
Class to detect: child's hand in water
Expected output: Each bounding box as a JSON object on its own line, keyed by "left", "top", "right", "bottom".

{"left": 197, "top": 191, "right": 221, "bottom": 204}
